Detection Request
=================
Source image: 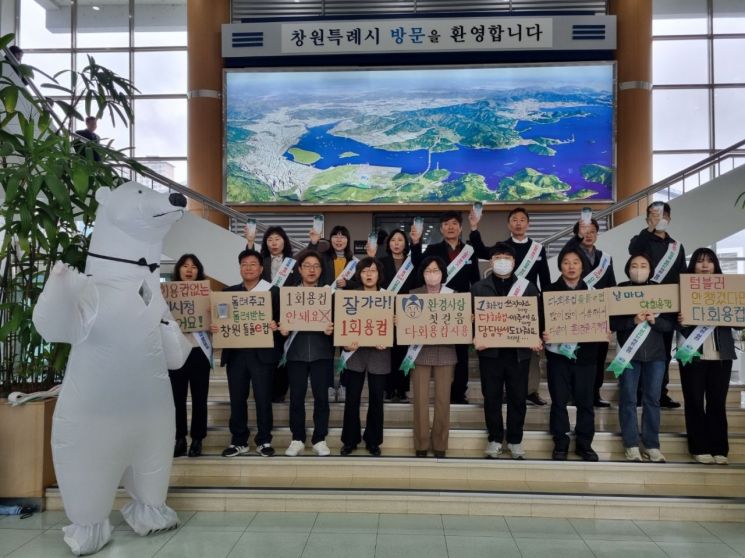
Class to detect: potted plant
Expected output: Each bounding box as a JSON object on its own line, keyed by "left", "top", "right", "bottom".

{"left": 0, "top": 32, "right": 137, "bottom": 500}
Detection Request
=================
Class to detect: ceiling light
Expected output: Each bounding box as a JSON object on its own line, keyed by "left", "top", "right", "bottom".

{"left": 92, "top": 5, "right": 100, "bottom": 10}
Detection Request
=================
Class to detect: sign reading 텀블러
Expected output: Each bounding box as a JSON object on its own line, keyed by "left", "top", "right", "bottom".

{"left": 160, "top": 280, "right": 211, "bottom": 332}
{"left": 396, "top": 293, "right": 472, "bottom": 345}
{"left": 280, "top": 286, "right": 333, "bottom": 331}
{"left": 606, "top": 284, "right": 680, "bottom": 316}
{"left": 334, "top": 291, "right": 394, "bottom": 347}
{"left": 210, "top": 291, "right": 274, "bottom": 349}
{"left": 543, "top": 289, "right": 609, "bottom": 343}
{"left": 473, "top": 296, "right": 540, "bottom": 348}
{"left": 679, "top": 273, "right": 745, "bottom": 327}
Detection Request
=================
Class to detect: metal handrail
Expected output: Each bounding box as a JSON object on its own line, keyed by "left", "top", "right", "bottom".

{"left": 542, "top": 138, "right": 745, "bottom": 250}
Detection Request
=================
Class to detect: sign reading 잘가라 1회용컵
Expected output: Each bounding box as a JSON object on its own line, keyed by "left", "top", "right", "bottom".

{"left": 679, "top": 273, "right": 745, "bottom": 327}
{"left": 473, "top": 296, "right": 540, "bottom": 348}
{"left": 160, "top": 280, "right": 211, "bottom": 332}
{"left": 605, "top": 284, "right": 680, "bottom": 316}
{"left": 396, "top": 293, "right": 472, "bottom": 345}
{"left": 543, "top": 290, "right": 609, "bottom": 343}
{"left": 334, "top": 291, "right": 394, "bottom": 347}
{"left": 210, "top": 291, "right": 274, "bottom": 349}
{"left": 280, "top": 286, "right": 333, "bottom": 332}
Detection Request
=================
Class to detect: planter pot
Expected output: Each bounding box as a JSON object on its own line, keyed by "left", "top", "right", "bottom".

{"left": 0, "top": 398, "right": 56, "bottom": 499}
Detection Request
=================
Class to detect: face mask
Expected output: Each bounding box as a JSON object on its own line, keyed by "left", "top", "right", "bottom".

{"left": 493, "top": 259, "right": 514, "bottom": 276}
{"left": 630, "top": 269, "right": 650, "bottom": 284}
{"left": 655, "top": 218, "right": 669, "bottom": 232}
{"left": 424, "top": 272, "right": 442, "bottom": 287}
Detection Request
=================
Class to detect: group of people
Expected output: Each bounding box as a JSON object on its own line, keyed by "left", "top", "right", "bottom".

{"left": 166, "top": 201, "right": 736, "bottom": 466}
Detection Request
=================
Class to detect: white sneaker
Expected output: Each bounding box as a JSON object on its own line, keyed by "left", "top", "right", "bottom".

{"left": 312, "top": 440, "right": 331, "bottom": 456}
{"left": 693, "top": 453, "right": 715, "bottom": 464}
{"left": 328, "top": 387, "right": 337, "bottom": 403}
{"left": 713, "top": 455, "right": 729, "bottom": 465}
{"left": 285, "top": 440, "right": 305, "bottom": 456}
{"left": 642, "top": 448, "right": 666, "bottom": 463}
{"left": 507, "top": 443, "right": 525, "bottom": 460}
{"left": 625, "top": 447, "right": 642, "bottom": 462}
{"left": 337, "top": 386, "right": 346, "bottom": 402}
{"left": 484, "top": 441, "right": 502, "bottom": 459}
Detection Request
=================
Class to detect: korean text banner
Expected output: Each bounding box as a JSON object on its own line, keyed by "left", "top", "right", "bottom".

{"left": 680, "top": 274, "right": 745, "bottom": 327}
{"left": 211, "top": 291, "right": 274, "bottom": 349}
{"left": 396, "top": 293, "right": 472, "bottom": 345}
{"left": 334, "top": 291, "right": 394, "bottom": 347}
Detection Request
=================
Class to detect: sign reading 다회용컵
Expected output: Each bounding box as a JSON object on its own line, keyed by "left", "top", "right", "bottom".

{"left": 396, "top": 293, "right": 472, "bottom": 346}
{"left": 334, "top": 291, "right": 394, "bottom": 347}
{"left": 543, "top": 290, "right": 609, "bottom": 343}
{"left": 280, "top": 287, "right": 333, "bottom": 332}
{"left": 679, "top": 273, "right": 745, "bottom": 327}
{"left": 160, "top": 280, "right": 211, "bottom": 333}
{"left": 473, "top": 296, "right": 540, "bottom": 348}
{"left": 606, "top": 284, "right": 680, "bottom": 316}
{"left": 210, "top": 291, "right": 274, "bottom": 349}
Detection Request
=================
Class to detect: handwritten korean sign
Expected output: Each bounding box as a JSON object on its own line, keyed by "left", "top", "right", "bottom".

{"left": 280, "top": 287, "right": 333, "bottom": 331}
{"left": 606, "top": 284, "right": 679, "bottom": 316}
{"left": 473, "top": 296, "right": 540, "bottom": 348}
{"left": 543, "top": 290, "right": 609, "bottom": 343}
{"left": 160, "top": 280, "right": 211, "bottom": 333}
{"left": 210, "top": 291, "right": 273, "bottom": 349}
{"left": 334, "top": 292, "right": 394, "bottom": 347}
{"left": 396, "top": 293, "right": 472, "bottom": 345}
{"left": 680, "top": 274, "right": 745, "bottom": 326}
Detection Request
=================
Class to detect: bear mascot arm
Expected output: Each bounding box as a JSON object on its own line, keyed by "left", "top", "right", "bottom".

{"left": 159, "top": 312, "right": 192, "bottom": 370}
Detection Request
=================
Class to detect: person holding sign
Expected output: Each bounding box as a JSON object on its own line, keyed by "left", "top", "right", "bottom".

{"left": 411, "top": 211, "right": 480, "bottom": 405}
{"left": 470, "top": 207, "right": 551, "bottom": 407}
{"left": 562, "top": 217, "right": 617, "bottom": 408}
{"left": 542, "top": 247, "right": 602, "bottom": 462}
{"left": 280, "top": 250, "right": 335, "bottom": 457}
{"left": 609, "top": 253, "right": 676, "bottom": 463}
{"left": 629, "top": 202, "right": 687, "bottom": 409}
{"left": 472, "top": 242, "right": 542, "bottom": 460}
{"left": 339, "top": 258, "right": 391, "bottom": 457}
{"left": 677, "top": 248, "right": 737, "bottom": 465}
{"left": 168, "top": 254, "right": 211, "bottom": 458}
{"left": 407, "top": 256, "right": 458, "bottom": 458}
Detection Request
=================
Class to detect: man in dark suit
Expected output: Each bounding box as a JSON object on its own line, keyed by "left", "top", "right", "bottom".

{"left": 75, "top": 116, "right": 101, "bottom": 161}
{"left": 213, "top": 248, "right": 281, "bottom": 457}
{"left": 411, "top": 211, "right": 480, "bottom": 404}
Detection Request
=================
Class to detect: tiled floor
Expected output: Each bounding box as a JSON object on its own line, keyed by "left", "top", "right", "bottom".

{"left": 2, "top": 511, "right": 745, "bottom": 557}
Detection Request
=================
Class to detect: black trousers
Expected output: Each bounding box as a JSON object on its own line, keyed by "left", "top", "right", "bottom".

{"left": 661, "top": 329, "right": 674, "bottom": 399}
{"left": 169, "top": 347, "right": 210, "bottom": 440}
{"left": 679, "top": 359, "right": 731, "bottom": 456}
{"left": 272, "top": 363, "right": 289, "bottom": 401}
{"left": 226, "top": 352, "right": 274, "bottom": 446}
{"left": 546, "top": 355, "right": 596, "bottom": 451}
{"left": 479, "top": 351, "right": 528, "bottom": 444}
{"left": 593, "top": 342, "right": 609, "bottom": 399}
{"left": 287, "top": 359, "right": 331, "bottom": 444}
{"left": 451, "top": 344, "right": 470, "bottom": 401}
{"left": 341, "top": 370, "right": 387, "bottom": 448}
{"left": 385, "top": 345, "right": 409, "bottom": 396}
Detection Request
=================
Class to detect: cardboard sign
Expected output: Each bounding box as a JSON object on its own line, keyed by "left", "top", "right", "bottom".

{"left": 606, "top": 284, "right": 680, "bottom": 316}
{"left": 160, "top": 280, "right": 211, "bottom": 332}
{"left": 210, "top": 291, "right": 274, "bottom": 349}
{"left": 543, "top": 290, "right": 609, "bottom": 343}
{"left": 396, "top": 293, "right": 472, "bottom": 345}
{"left": 473, "top": 296, "right": 540, "bottom": 348}
{"left": 280, "top": 286, "right": 333, "bottom": 331}
{"left": 680, "top": 273, "right": 745, "bottom": 326}
{"left": 334, "top": 291, "right": 394, "bottom": 347}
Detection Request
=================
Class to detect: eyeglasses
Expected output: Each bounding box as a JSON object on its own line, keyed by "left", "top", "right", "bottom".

{"left": 301, "top": 264, "right": 321, "bottom": 270}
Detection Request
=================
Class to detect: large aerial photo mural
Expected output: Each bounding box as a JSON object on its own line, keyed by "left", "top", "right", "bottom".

{"left": 225, "top": 63, "right": 615, "bottom": 204}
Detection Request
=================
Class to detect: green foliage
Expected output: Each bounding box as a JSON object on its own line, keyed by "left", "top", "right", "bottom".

{"left": 0, "top": 36, "right": 137, "bottom": 394}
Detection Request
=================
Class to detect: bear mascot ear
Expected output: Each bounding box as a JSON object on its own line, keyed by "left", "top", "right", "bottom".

{"left": 95, "top": 187, "right": 112, "bottom": 204}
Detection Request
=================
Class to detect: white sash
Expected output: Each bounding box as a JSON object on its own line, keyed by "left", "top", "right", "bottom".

{"left": 607, "top": 320, "right": 654, "bottom": 377}
{"left": 652, "top": 242, "right": 681, "bottom": 283}
{"left": 271, "top": 257, "right": 296, "bottom": 288}
{"left": 385, "top": 255, "right": 414, "bottom": 294}
{"left": 675, "top": 326, "right": 716, "bottom": 365}
{"left": 508, "top": 276, "right": 530, "bottom": 296}
{"left": 514, "top": 239, "right": 542, "bottom": 279}
{"left": 443, "top": 244, "right": 474, "bottom": 286}
{"left": 331, "top": 257, "right": 359, "bottom": 293}
{"left": 192, "top": 331, "right": 213, "bottom": 367}
{"left": 399, "top": 284, "right": 455, "bottom": 374}
{"left": 585, "top": 252, "right": 611, "bottom": 289}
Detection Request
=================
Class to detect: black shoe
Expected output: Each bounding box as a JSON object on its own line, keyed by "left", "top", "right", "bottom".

{"left": 552, "top": 448, "right": 568, "bottom": 461}
{"left": 576, "top": 447, "right": 600, "bottom": 462}
{"left": 340, "top": 445, "right": 356, "bottom": 456}
{"left": 526, "top": 392, "right": 547, "bottom": 406}
{"left": 256, "top": 443, "right": 275, "bottom": 457}
{"left": 391, "top": 394, "right": 401, "bottom": 403}
{"left": 385, "top": 391, "right": 394, "bottom": 401}
{"left": 415, "top": 450, "right": 428, "bottom": 457}
{"left": 397, "top": 391, "right": 409, "bottom": 403}
{"left": 366, "top": 445, "right": 381, "bottom": 457}
{"left": 450, "top": 397, "right": 469, "bottom": 405}
{"left": 174, "top": 437, "right": 187, "bottom": 458}
{"left": 188, "top": 438, "right": 202, "bottom": 457}
{"left": 660, "top": 396, "right": 681, "bottom": 409}
{"left": 594, "top": 398, "right": 611, "bottom": 408}
{"left": 433, "top": 450, "right": 446, "bottom": 458}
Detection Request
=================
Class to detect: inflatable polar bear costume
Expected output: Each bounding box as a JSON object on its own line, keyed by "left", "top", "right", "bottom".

{"left": 32, "top": 182, "right": 192, "bottom": 555}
